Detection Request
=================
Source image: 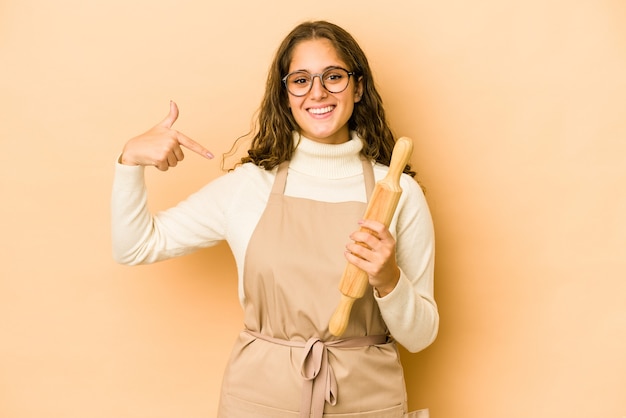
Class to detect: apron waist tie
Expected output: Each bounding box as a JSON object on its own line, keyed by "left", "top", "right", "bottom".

{"left": 245, "top": 330, "right": 388, "bottom": 418}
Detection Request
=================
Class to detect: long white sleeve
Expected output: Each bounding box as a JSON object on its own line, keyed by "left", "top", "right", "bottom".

{"left": 374, "top": 175, "right": 439, "bottom": 353}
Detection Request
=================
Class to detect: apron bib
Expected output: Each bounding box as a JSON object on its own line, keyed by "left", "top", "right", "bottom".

{"left": 218, "top": 159, "right": 410, "bottom": 417}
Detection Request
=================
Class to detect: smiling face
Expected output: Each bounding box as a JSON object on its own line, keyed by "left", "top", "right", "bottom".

{"left": 286, "top": 38, "right": 363, "bottom": 144}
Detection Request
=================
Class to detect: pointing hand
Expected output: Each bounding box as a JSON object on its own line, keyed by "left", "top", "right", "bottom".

{"left": 120, "top": 101, "right": 214, "bottom": 171}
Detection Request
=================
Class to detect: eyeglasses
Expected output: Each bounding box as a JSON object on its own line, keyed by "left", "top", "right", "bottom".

{"left": 282, "top": 67, "right": 356, "bottom": 97}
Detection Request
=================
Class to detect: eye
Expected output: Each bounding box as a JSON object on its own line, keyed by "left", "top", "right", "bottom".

{"left": 289, "top": 72, "right": 311, "bottom": 85}
{"left": 323, "top": 69, "right": 347, "bottom": 84}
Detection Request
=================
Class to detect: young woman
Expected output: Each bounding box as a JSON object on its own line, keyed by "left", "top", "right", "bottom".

{"left": 112, "top": 20, "right": 438, "bottom": 418}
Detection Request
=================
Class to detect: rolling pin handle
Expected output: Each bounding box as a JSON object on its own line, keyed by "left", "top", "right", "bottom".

{"left": 328, "top": 294, "right": 355, "bottom": 337}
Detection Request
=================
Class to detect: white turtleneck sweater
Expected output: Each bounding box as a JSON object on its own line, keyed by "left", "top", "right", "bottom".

{"left": 111, "top": 133, "right": 438, "bottom": 353}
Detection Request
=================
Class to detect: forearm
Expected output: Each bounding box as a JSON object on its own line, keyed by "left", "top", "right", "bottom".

{"left": 110, "top": 163, "right": 223, "bottom": 265}
{"left": 374, "top": 176, "right": 439, "bottom": 352}
{"left": 375, "top": 271, "right": 439, "bottom": 353}
{"left": 111, "top": 164, "right": 157, "bottom": 264}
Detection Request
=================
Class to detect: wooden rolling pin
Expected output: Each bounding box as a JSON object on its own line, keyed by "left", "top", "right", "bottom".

{"left": 329, "top": 136, "right": 414, "bottom": 337}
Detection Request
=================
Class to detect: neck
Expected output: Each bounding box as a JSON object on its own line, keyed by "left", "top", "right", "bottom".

{"left": 289, "top": 132, "right": 365, "bottom": 179}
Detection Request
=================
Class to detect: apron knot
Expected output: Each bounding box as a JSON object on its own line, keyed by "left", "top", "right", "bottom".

{"left": 244, "top": 330, "right": 388, "bottom": 418}
{"left": 301, "top": 337, "right": 338, "bottom": 414}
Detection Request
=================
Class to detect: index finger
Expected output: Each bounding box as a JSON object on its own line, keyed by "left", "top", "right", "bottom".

{"left": 358, "top": 219, "right": 386, "bottom": 232}
{"left": 176, "top": 131, "right": 214, "bottom": 159}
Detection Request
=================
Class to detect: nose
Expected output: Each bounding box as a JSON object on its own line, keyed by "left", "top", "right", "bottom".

{"left": 308, "top": 75, "right": 327, "bottom": 98}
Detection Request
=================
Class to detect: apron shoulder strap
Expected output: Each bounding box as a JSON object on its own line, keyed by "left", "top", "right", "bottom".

{"left": 361, "top": 156, "right": 375, "bottom": 202}
{"left": 271, "top": 161, "right": 290, "bottom": 195}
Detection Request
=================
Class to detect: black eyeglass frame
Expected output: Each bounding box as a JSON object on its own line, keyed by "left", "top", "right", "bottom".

{"left": 281, "top": 67, "right": 357, "bottom": 97}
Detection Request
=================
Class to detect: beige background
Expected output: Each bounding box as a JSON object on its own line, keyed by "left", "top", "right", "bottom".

{"left": 1, "top": 0, "right": 625, "bottom": 417}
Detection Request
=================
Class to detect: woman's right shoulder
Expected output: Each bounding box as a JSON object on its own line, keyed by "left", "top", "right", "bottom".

{"left": 199, "top": 162, "right": 277, "bottom": 200}
{"left": 221, "top": 161, "right": 276, "bottom": 183}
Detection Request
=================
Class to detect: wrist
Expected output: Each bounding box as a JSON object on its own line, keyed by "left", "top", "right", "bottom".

{"left": 118, "top": 153, "right": 138, "bottom": 166}
{"left": 375, "top": 284, "right": 394, "bottom": 298}
{"left": 375, "top": 270, "right": 400, "bottom": 297}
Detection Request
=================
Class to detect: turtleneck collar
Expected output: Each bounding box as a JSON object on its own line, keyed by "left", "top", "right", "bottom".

{"left": 289, "top": 132, "right": 365, "bottom": 179}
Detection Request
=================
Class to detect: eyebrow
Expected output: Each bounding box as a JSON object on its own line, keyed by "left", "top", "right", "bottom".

{"left": 290, "top": 65, "right": 347, "bottom": 73}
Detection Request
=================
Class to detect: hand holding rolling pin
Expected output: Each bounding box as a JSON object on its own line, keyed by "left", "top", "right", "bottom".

{"left": 344, "top": 219, "right": 400, "bottom": 298}
{"left": 329, "top": 137, "right": 413, "bottom": 337}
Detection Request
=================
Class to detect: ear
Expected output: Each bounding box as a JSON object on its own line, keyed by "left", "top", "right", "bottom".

{"left": 354, "top": 76, "right": 364, "bottom": 103}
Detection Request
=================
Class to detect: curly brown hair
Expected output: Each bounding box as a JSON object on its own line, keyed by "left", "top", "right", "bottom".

{"left": 238, "top": 20, "right": 415, "bottom": 177}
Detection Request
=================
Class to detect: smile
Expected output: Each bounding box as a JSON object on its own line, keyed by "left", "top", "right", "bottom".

{"left": 308, "top": 105, "right": 335, "bottom": 115}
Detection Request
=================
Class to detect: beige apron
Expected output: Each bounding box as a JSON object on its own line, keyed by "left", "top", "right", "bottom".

{"left": 218, "top": 159, "right": 424, "bottom": 417}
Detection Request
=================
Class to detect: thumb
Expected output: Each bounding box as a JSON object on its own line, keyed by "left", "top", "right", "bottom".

{"left": 159, "top": 100, "right": 179, "bottom": 128}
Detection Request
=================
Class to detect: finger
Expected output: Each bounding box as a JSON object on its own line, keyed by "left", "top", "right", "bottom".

{"left": 358, "top": 219, "right": 387, "bottom": 236}
{"left": 344, "top": 249, "right": 371, "bottom": 270}
{"left": 346, "top": 241, "right": 371, "bottom": 261}
{"left": 350, "top": 230, "right": 377, "bottom": 247}
{"left": 155, "top": 159, "right": 170, "bottom": 171}
{"left": 177, "top": 131, "right": 215, "bottom": 159}
{"left": 159, "top": 100, "right": 179, "bottom": 129}
{"left": 167, "top": 152, "right": 179, "bottom": 168}
{"left": 172, "top": 145, "right": 185, "bottom": 162}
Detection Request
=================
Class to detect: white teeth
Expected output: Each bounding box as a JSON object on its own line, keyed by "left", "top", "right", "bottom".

{"left": 308, "top": 106, "right": 334, "bottom": 115}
